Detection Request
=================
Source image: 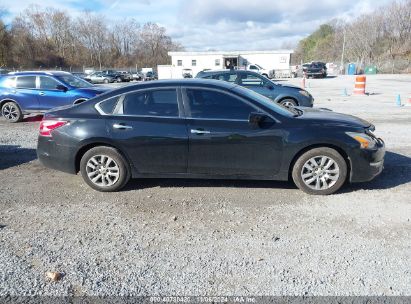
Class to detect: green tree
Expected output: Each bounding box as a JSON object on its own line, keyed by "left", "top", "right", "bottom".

{"left": 294, "top": 24, "right": 335, "bottom": 63}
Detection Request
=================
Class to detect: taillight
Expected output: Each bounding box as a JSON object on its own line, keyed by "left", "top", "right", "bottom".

{"left": 39, "top": 120, "right": 68, "bottom": 137}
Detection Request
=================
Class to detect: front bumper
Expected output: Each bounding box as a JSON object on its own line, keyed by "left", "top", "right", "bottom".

{"left": 349, "top": 138, "right": 385, "bottom": 183}
{"left": 299, "top": 96, "right": 314, "bottom": 107}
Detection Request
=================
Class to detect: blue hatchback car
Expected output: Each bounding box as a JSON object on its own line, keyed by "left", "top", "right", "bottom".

{"left": 0, "top": 71, "right": 111, "bottom": 122}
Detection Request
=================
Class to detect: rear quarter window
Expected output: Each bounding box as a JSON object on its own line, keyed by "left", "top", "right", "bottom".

{"left": 1, "top": 77, "right": 16, "bottom": 88}
{"left": 98, "top": 96, "right": 120, "bottom": 114}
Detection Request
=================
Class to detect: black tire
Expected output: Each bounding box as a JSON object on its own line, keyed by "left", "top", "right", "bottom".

{"left": 80, "top": 146, "right": 130, "bottom": 192}
{"left": 292, "top": 147, "right": 347, "bottom": 195}
{"left": 279, "top": 99, "right": 297, "bottom": 107}
{"left": 116, "top": 77, "right": 122, "bottom": 83}
{"left": 104, "top": 78, "right": 109, "bottom": 84}
{"left": 1, "top": 101, "right": 23, "bottom": 123}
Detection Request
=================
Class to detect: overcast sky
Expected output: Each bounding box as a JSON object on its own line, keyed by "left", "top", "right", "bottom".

{"left": 1, "top": 0, "right": 394, "bottom": 51}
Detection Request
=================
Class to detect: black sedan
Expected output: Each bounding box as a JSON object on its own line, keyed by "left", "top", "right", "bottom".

{"left": 37, "top": 79, "right": 385, "bottom": 195}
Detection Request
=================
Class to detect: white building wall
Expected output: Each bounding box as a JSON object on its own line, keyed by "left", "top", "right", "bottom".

{"left": 240, "top": 53, "right": 290, "bottom": 70}
{"left": 158, "top": 50, "right": 293, "bottom": 79}
{"left": 171, "top": 54, "right": 224, "bottom": 77}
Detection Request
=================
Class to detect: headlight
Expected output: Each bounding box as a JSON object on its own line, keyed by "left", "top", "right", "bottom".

{"left": 346, "top": 132, "right": 376, "bottom": 149}
{"left": 299, "top": 90, "right": 310, "bottom": 97}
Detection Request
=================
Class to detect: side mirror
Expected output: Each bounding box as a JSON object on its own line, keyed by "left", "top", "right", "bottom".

{"left": 56, "top": 84, "right": 68, "bottom": 92}
{"left": 267, "top": 84, "right": 274, "bottom": 90}
{"left": 249, "top": 112, "right": 273, "bottom": 128}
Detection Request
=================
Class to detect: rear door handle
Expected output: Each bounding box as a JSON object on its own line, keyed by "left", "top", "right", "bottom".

{"left": 191, "top": 129, "right": 211, "bottom": 135}
{"left": 113, "top": 123, "right": 133, "bottom": 130}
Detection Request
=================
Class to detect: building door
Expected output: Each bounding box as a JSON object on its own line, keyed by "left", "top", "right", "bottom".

{"left": 224, "top": 57, "right": 238, "bottom": 69}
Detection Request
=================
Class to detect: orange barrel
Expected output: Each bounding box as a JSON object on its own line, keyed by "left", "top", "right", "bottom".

{"left": 354, "top": 75, "right": 366, "bottom": 95}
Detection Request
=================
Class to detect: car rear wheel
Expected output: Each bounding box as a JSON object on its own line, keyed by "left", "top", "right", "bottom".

{"left": 280, "top": 99, "right": 297, "bottom": 108}
{"left": 1, "top": 101, "right": 23, "bottom": 123}
{"left": 80, "top": 146, "right": 130, "bottom": 192}
{"left": 292, "top": 147, "right": 347, "bottom": 195}
{"left": 104, "top": 78, "right": 109, "bottom": 84}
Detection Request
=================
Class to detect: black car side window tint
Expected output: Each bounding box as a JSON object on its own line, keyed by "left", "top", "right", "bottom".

{"left": 186, "top": 89, "right": 256, "bottom": 120}
{"left": 122, "top": 89, "right": 179, "bottom": 117}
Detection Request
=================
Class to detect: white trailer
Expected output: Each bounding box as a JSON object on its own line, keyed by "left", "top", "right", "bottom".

{"left": 158, "top": 50, "right": 293, "bottom": 80}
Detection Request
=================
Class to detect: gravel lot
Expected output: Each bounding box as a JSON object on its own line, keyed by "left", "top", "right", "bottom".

{"left": 0, "top": 74, "right": 410, "bottom": 296}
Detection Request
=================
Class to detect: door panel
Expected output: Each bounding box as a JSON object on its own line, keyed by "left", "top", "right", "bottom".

{"left": 184, "top": 88, "right": 284, "bottom": 177}
{"left": 38, "top": 76, "right": 73, "bottom": 110}
{"left": 14, "top": 89, "right": 39, "bottom": 111}
{"left": 188, "top": 118, "right": 284, "bottom": 176}
{"left": 104, "top": 88, "right": 188, "bottom": 174}
{"left": 15, "top": 76, "right": 39, "bottom": 110}
{"left": 107, "top": 116, "right": 188, "bottom": 174}
{"left": 237, "top": 73, "right": 276, "bottom": 99}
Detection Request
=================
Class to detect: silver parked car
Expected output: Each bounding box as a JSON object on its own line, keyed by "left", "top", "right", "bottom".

{"left": 84, "top": 72, "right": 115, "bottom": 84}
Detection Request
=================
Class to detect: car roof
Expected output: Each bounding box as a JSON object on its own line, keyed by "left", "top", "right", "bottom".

{"left": 197, "top": 69, "right": 262, "bottom": 77}
{"left": 96, "top": 79, "right": 237, "bottom": 98}
{"left": 7, "top": 71, "right": 72, "bottom": 76}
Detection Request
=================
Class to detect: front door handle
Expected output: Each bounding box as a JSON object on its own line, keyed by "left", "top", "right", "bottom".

{"left": 39, "top": 92, "right": 45, "bottom": 96}
{"left": 113, "top": 123, "right": 133, "bottom": 130}
{"left": 191, "top": 129, "right": 211, "bottom": 135}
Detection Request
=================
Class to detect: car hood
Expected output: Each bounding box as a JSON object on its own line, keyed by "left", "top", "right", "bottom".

{"left": 75, "top": 87, "right": 112, "bottom": 96}
{"left": 297, "top": 107, "right": 372, "bottom": 129}
{"left": 277, "top": 83, "right": 301, "bottom": 90}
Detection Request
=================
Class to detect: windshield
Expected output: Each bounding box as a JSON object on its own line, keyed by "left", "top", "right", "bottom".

{"left": 56, "top": 74, "right": 93, "bottom": 88}
{"left": 231, "top": 85, "right": 297, "bottom": 117}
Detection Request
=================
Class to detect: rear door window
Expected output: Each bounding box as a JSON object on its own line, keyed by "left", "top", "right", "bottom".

{"left": 121, "top": 89, "right": 179, "bottom": 117}
{"left": 16, "top": 76, "right": 36, "bottom": 89}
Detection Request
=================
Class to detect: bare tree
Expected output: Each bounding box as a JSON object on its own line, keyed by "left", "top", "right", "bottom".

{"left": 2, "top": 5, "right": 182, "bottom": 70}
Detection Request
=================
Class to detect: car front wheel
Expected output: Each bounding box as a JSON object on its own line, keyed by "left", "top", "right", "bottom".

{"left": 280, "top": 99, "right": 297, "bottom": 107}
{"left": 1, "top": 101, "right": 23, "bottom": 123}
{"left": 80, "top": 146, "right": 130, "bottom": 192}
{"left": 292, "top": 147, "right": 347, "bottom": 195}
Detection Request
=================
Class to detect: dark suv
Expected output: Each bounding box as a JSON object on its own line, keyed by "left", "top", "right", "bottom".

{"left": 101, "top": 70, "right": 131, "bottom": 83}
{"left": 196, "top": 70, "right": 313, "bottom": 107}
{"left": 303, "top": 62, "right": 327, "bottom": 78}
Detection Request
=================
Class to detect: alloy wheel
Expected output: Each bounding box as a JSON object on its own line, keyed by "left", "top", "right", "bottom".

{"left": 281, "top": 101, "right": 296, "bottom": 108}
{"left": 86, "top": 155, "right": 120, "bottom": 187}
{"left": 301, "top": 156, "right": 340, "bottom": 190}
{"left": 2, "top": 104, "right": 18, "bottom": 121}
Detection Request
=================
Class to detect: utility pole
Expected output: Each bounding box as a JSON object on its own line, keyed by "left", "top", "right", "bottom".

{"left": 340, "top": 28, "right": 346, "bottom": 75}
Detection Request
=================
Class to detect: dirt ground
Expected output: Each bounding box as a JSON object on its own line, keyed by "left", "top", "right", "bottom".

{"left": 0, "top": 74, "right": 410, "bottom": 296}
